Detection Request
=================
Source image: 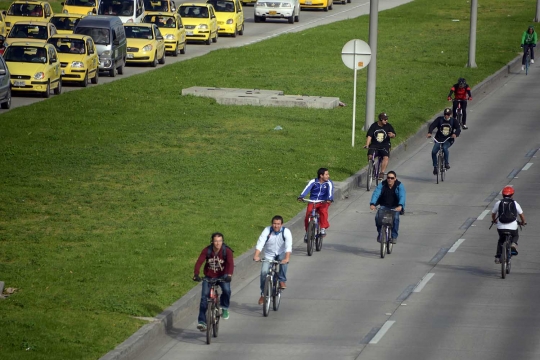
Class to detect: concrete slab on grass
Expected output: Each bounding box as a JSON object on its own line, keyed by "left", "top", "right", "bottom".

{"left": 181, "top": 87, "right": 341, "bottom": 109}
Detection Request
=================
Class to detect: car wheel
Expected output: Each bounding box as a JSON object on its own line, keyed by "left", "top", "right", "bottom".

{"left": 180, "top": 42, "right": 186, "bottom": 54}
{"left": 294, "top": 8, "right": 299, "bottom": 22}
{"left": 1, "top": 88, "right": 11, "bottom": 109}
{"left": 288, "top": 14, "right": 294, "bottom": 23}
{"left": 81, "top": 71, "right": 88, "bottom": 87}
{"left": 109, "top": 67, "right": 116, "bottom": 77}
{"left": 151, "top": 53, "right": 158, "bottom": 67}
{"left": 232, "top": 27, "right": 237, "bottom": 38}
{"left": 329, "top": 1, "right": 333, "bottom": 10}
{"left": 159, "top": 51, "right": 166, "bottom": 64}
{"left": 54, "top": 79, "right": 62, "bottom": 95}
{"left": 91, "top": 71, "right": 98, "bottom": 84}
{"left": 42, "top": 81, "right": 51, "bottom": 98}
{"left": 212, "top": 31, "right": 217, "bottom": 43}
{"left": 324, "top": 4, "right": 328, "bottom": 11}
{"left": 239, "top": 23, "right": 244, "bottom": 35}
{"left": 205, "top": 35, "right": 211, "bottom": 45}
{"left": 254, "top": 15, "right": 261, "bottom": 23}
{"left": 347, "top": 0, "right": 351, "bottom": 3}
{"left": 117, "top": 60, "right": 124, "bottom": 75}
{"left": 173, "top": 44, "right": 179, "bottom": 57}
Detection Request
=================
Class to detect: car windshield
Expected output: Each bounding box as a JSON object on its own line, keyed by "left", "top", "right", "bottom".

{"left": 142, "top": 15, "right": 175, "bottom": 28}
{"left": 7, "top": 3, "right": 44, "bottom": 17}
{"left": 98, "top": 0, "right": 135, "bottom": 16}
{"left": 179, "top": 6, "right": 209, "bottom": 18}
{"left": 125, "top": 26, "right": 154, "bottom": 39}
{"left": 143, "top": 0, "right": 169, "bottom": 12}
{"left": 64, "top": 0, "right": 96, "bottom": 6}
{"left": 4, "top": 46, "right": 47, "bottom": 63}
{"left": 74, "top": 27, "right": 110, "bottom": 45}
{"left": 207, "top": 0, "right": 234, "bottom": 12}
{"left": 50, "top": 17, "right": 81, "bottom": 31}
{"left": 9, "top": 24, "right": 48, "bottom": 40}
{"left": 47, "top": 38, "right": 86, "bottom": 54}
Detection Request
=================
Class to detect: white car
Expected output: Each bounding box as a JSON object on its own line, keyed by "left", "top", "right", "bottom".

{"left": 254, "top": 0, "right": 299, "bottom": 24}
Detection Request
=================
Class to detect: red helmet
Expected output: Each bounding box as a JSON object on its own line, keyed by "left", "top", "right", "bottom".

{"left": 502, "top": 186, "right": 514, "bottom": 197}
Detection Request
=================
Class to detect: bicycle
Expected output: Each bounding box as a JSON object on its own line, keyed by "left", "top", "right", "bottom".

{"left": 300, "top": 198, "right": 325, "bottom": 255}
{"left": 490, "top": 221, "right": 525, "bottom": 279}
{"left": 449, "top": 98, "right": 467, "bottom": 129}
{"left": 525, "top": 46, "right": 532, "bottom": 75}
{"left": 258, "top": 259, "right": 283, "bottom": 317}
{"left": 364, "top": 147, "right": 387, "bottom": 191}
{"left": 375, "top": 207, "right": 397, "bottom": 258}
{"left": 197, "top": 278, "right": 223, "bottom": 344}
{"left": 432, "top": 137, "right": 452, "bottom": 184}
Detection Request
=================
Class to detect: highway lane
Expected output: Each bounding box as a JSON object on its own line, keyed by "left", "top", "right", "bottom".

{"left": 0, "top": 0, "right": 412, "bottom": 113}
{"left": 131, "top": 65, "right": 540, "bottom": 358}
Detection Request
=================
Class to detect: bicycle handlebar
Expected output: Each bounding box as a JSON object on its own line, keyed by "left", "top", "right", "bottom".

{"left": 489, "top": 221, "right": 526, "bottom": 230}
{"left": 432, "top": 137, "right": 453, "bottom": 144}
{"left": 257, "top": 259, "right": 282, "bottom": 264}
{"left": 299, "top": 198, "right": 326, "bottom": 203}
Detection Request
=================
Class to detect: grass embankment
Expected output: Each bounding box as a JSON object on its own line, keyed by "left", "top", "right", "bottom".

{"left": 0, "top": 0, "right": 533, "bottom": 358}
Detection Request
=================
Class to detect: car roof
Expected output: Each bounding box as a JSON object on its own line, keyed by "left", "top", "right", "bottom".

{"left": 144, "top": 11, "right": 177, "bottom": 16}
{"left": 8, "top": 41, "right": 51, "bottom": 47}
{"left": 9, "top": 21, "right": 50, "bottom": 26}
{"left": 50, "top": 34, "right": 89, "bottom": 40}
{"left": 180, "top": 3, "right": 212, "bottom": 7}
{"left": 51, "top": 13, "right": 85, "bottom": 18}
{"left": 76, "top": 15, "right": 123, "bottom": 26}
{"left": 10, "top": 0, "right": 50, "bottom": 5}
{"left": 124, "top": 23, "right": 154, "bottom": 27}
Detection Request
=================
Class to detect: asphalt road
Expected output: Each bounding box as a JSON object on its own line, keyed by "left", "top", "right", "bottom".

{"left": 0, "top": 0, "right": 412, "bottom": 113}
{"left": 132, "top": 62, "right": 540, "bottom": 358}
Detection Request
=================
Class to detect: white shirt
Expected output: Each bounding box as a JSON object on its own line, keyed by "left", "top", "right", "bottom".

{"left": 491, "top": 200, "right": 523, "bottom": 230}
{"left": 255, "top": 226, "right": 293, "bottom": 258}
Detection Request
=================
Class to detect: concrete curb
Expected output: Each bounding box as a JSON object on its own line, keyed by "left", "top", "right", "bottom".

{"left": 99, "top": 54, "right": 522, "bottom": 360}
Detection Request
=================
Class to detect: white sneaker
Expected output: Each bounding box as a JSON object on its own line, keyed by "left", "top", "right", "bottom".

{"left": 522, "top": 65, "right": 525, "bottom": 71}
{"left": 531, "top": 59, "right": 535, "bottom": 64}
{"left": 320, "top": 228, "right": 326, "bottom": 236}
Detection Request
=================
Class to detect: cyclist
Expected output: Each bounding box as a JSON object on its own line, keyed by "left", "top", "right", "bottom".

{"left": 298, "top": 168, "right": 334, "bottom": 241}
{"left": 369, "top": 171, "right": 406, "bottom": 244}
{"left": 447, "top": 78, "right": 472, "bottom": 129}
{"left": 491, "top": 186, "right": 526, "bottom": 264}
{"left": 521, "top": 25, "right": 537, "bottom": 71}
{"left": 253, "top": 215, "right": 292, "bottom": 305}
{"left": 427, "top": 108, "right": 461, "bottom": 175}
{"left": 193, "top": 232, "right": 234, "bottom": 331}
{"left": 364, "top": 112, "right": 396, "bottom": 180}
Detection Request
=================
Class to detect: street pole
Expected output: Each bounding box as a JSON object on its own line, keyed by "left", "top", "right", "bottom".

{"left": 535, "top": 0, "right": 540, "bottom": 22}
{"left": 467, "top": 0, "right": 478, "bottom": 68}
{"left": 364, "top": 0, "right": 378, "bottom": 131}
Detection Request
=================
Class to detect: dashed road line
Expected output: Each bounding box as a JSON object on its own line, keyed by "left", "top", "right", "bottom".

{"left": 522, "top": 162, "right": 533, "bottom": 171}
{"left": 477, "top": 210, "right": 490, "bottom": 220}
{"left": 368, "top": 321, "right": 396, "bottom": 344}
{"left": 448, "top": 239, "right": 466, "bottom": 253}
{"left": 413, "top": 273, "right": 435, "bottom": 293}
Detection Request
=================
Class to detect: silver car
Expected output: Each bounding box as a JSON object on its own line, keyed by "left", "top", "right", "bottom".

{"left": 254, "top": 0, "right": 300, "bottom": 24}
{"left": 0, "top": 38, "right": 11, "bottom": 110}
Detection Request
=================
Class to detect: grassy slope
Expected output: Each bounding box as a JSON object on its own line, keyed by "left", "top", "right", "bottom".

{"left": 0, "top": 0, "right": 533, "bottom": 358}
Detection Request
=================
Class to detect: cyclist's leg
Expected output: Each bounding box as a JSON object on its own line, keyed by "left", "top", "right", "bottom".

{"left": 260, "top": 262, "right": 270, "bottom": 295}
{"left": 442, "top": 139, "right": 452, "bottom": 166}
{"left": 510, "top": 229, "right": 519, "bottom": 254}
{"left": 304, "top": 203, "right": 314, "bottom": 232}
{"left": 461, "top": 100, "right": 468, "bottom": 125}
{"left": 316, "top": 202, "right": 330, "bottom": 230}
{"left": 391, "top": 210, "right": 400, "bottom": 241}
{"left": 431, "top": 143, "right": 438, "bottom": 167}
{"left": 380, "top": 149, "right": 390, "bottom": 175}
{"left": 276, "top": 253, "right": 288, "bottom": 284}
{"left": 218, "top": 281, "right": 231, "bottom": 310}
{"left": 531, "top": 44, "right": 535, "bottom": 61}
{"left": 367, "top": 148, "right": 375, "bottom": 161}
{"left": 452, "top": 100, "right": 458, "bottom": 118}
{"left": 198, "top": 280, "right": 211, "bottom": 324}
{"left": 495, "top": 229, "right": 504, "bottom": 259}
{"left": 375, "top": 207, "right": 384, "bottom": 241}
{"left": 522, "top": 46, "right": 528, "bottom": 65}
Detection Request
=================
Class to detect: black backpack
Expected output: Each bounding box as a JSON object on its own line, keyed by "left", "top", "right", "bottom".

{"left": 498, "top": 198, "right": 517, "bottom": 224}
{"left": 206, "top": 244, "right": 234, "bottom": 261}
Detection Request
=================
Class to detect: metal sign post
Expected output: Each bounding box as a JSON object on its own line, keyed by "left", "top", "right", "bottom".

{"left": 341, "top": 39, "right": 372, "bottom": 147}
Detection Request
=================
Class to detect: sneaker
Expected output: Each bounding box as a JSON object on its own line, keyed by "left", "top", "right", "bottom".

{"left": 462, "top": 125, "right": 468, "bottom": 129}
{"left": 222, "top": 309, "right": 229, "bottom": 320}
{"left": 445, "top": 163, "right": 451, "bottom": 170}
{"left": 320, "top": 228, "right": 326, "bottom": 236}
{"left": 304, "top": 232, "right": 308, "bottom": 243}
{"left": 258, "top": 296, "right": 264, "bottom": 305}
{"left": 197, "top": 322, "right": 207, "bottom": 331}
{"left": 532, "top": 59, "right": 535, "bottom": 64}
{"left": 378, "top": 172, "right": 384, "bottom": 180}
{"left": 376, "top": 234, "right": 381, "bottom": 243}
{"left": 433, "top": 167, "right": 438, "bottom": 175}
{"left": 279, "top": 281, "right": 286, "bottom": 289}
{"left": 494, "top": 257, "right": 501, "bottom": 264}
{"left": 511, "top": 243, "right": 518, "bottom": 255}
{"left": 522, "top": 65, "right": 525, "bottom": 71}
{"left": 391, "top": 238, "right": 397, "bottom": 244}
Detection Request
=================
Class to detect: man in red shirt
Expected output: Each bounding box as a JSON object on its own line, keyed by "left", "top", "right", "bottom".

{"left": 447, "top": 78, "right": 472, "bottom": 129}
{"left": 193, "top": 232, "right": 234, "bottom": 331}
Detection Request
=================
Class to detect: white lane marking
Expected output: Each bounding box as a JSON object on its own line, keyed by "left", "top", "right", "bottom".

{"left": 522, "top": 163, "right": 533, "bottom": 171}
{"left": 448, "top": 239, "right": 466, "bottom": 253}
{"left": 477, "top": 210, "right": 490, "bottom": 220}
{"left": 413, "top": 273, "right": 435, "bottom": 293}
{"left": 369, "top": 320, "right": 396, "bottom": 344}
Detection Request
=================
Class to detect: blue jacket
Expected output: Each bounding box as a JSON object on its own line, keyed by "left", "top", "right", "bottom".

{"left": 299, "top": 178, "right": 334, "bottom": 201}
{"left": 370, "top": 180, "right": 406, "bottom": 210}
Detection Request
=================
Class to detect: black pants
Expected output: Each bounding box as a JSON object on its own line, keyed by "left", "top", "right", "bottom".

{"left": 496, "top": 229, "right": 519, "bottom": 257}
{"left": 452, "top": 99, "right": 468, "bottom": 125}
{"left": 522, "top": 44, "right": 535, "bottom": 65}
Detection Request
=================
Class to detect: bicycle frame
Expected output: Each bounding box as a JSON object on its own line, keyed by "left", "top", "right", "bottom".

{"left": 490, "top": 221, "right": 523, "bottom": 279}
{"left": 366, "top": 147, "right": 386, "bottom": 191}
{"left": 432, "top": 137, "right": 451, "bottom": 184}
{"left": 301, "top": 199, "right": 324, "bottom": 256}
{"left": 451, "top": 99, "right": 467, "bottom": 129}
{"left": 376, "top": 207, "right": 397, "bottom": 258}
{"left": 525, "top": 47, "right": 532, "bottom": 75}
{"left": 203, "top": 278, "right": 222, "bottom": 344}
{"left": 260, "top": 259, "right": 282, "bottom": 317}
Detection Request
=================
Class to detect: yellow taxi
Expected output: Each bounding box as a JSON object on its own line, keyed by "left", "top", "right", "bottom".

{"left": 142, "top": 12, "right": 186, "bottom": 56}
{"left": 61, "top": 0, "right": 98, "bottom": 16}
{"left": 0, "top": 12, "right": 8, "bottom": 37}
{"left": 49, "top": 14, "right": 84, "bottom": 35}
{"left": 4, "top": 1, "right": 54, "bottom": 33}
{"left": 143, "top": 0, "right": 176, "bottom": 14}
{"left": 300, "top": 0, "right": 333, "bottom": 11}
{"left": 178, "top": 3, "right": 218, "bottom": 45}
{"left": 206, "top": 0, "right": 243, "bottom": 37}
{"left": 5, "top": 21, "right": 57, "bottom": 47}
{"left": 124, "top": 23, "right": 165, "bottom": 67}
{"left": 47, "top": 34, "right": 98, "bottom": 86}
{"left": 3, "top": 41, "right": 62, "bottom": 97}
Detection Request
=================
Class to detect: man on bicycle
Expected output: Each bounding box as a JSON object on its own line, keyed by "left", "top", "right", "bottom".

{"left": 298, "top": 168, "right": 334, "bottom": 240}
{"left": 491, "top": 186, "right": 526, "bottom": 264}
{"left": 364, "top": 112, "right": 396, "bottom": 180}
{"left": 369, "top": 171, "right": 406, "bottom": 244}
{"left": 447, "top": 78, "right": 472, "bottom": 129}
{"left": 253, "top": 215, "right": 292, "bottom": 305}
{"left": 521, "top": 25, "right": 537, "bottom": 71}
{"left": 427, "top": 108, "right": 461, "bottom": 175}
{"left": 193, "top": 232, "right": 234, "bottom": 331}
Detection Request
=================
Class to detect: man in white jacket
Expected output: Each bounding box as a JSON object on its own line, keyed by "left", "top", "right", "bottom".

{"left": 253, "top": 215, "right": 292, "bottom": 305}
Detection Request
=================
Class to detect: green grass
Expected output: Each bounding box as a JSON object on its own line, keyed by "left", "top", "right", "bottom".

{"left": 0, "top": 0, "right": 533, "bottom": 358}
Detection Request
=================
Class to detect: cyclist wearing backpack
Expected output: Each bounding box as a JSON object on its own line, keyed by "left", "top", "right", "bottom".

{"left": 427, "top": 108, "right": 461, "bottom": 175}
{"left": 447, "top": 78, "right": 472, "bottom": 129}
{"left": 253, "top": 215, "right": 292, "bottom": 305}
{"left": 491, "top": 186, "right": 526, "bottom": 264}
{"left": 193, "top": 232, "right": 234, "bottom": 331}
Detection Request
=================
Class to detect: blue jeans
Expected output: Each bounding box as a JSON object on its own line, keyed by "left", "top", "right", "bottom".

{"left": 198, "top": 278, "right": 231, "bottom": 324}
{"left": 431, "top": 140, "right": 453, "bottom": 167}
{"left": 375, "top": 206, "right": 400, "bottom": 240}
{"left": 260, "top": 253, "right": 288, "bottom": 295}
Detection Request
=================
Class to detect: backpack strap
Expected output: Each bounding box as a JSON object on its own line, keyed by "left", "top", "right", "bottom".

{"left": 265, "top": 227, "right": 286, "bottom": 245}
{"left": 206, "top": 244, "right": 228, "bottom": 260}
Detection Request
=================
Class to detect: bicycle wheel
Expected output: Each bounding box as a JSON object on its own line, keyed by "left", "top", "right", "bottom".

{"left": 526, "top": 52, "right": 530, "bottom": 75}
{"left": 439, "top": 152, "right": 445, "bottom": 182}
{"left": 263, "top": 276, "right": 271, "bottom": 317}
{"left": 212, "top": 305, "right": 220, "bottom": 338}
{"left": 307, "top": 221, "right": 315, "bottom": 256}
{"left": 380, "top": 226, "right": 387, "bottom": 258}
{"left": 206, "top": 305, "right": 213, "bottom": 344}
{"left": 367, "top": 159, "right": 374, "bottom": 191}
{"left": 506, "top": 240, "right": 512, "bottom": 274}
{"left": 315, "top": 227, "right": 323, "bottom": 251}
{"left": 375, "top": 161, "right": 380, "bottom": 186}
{"left": 456, "top": 112, "right": 463, "bottom": 129}
{"left": 500, "top": 243, "right": 507, "bottom": 279}
{"left": 272, "top": 277, "right": 281, "bottom": 311}
{"left": 435, "top": 152, "right": 440, "bottom": 184}
{"left": 386, "top": 226, "right": 393, "bottom": 254}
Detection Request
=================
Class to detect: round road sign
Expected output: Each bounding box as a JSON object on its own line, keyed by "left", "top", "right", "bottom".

{"left": 341, "top": 39, "right": 372, "bottom": 70}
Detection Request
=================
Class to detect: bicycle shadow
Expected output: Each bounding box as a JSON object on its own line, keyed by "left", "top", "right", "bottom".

{"left": 428, "top": 263, "right": 499, "bottom": 279}
{"left": 229, "top": 300, "right": 262, "bottom": 318}
{"left": 322, "top": 243, "right": 381, "bottom": 258}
